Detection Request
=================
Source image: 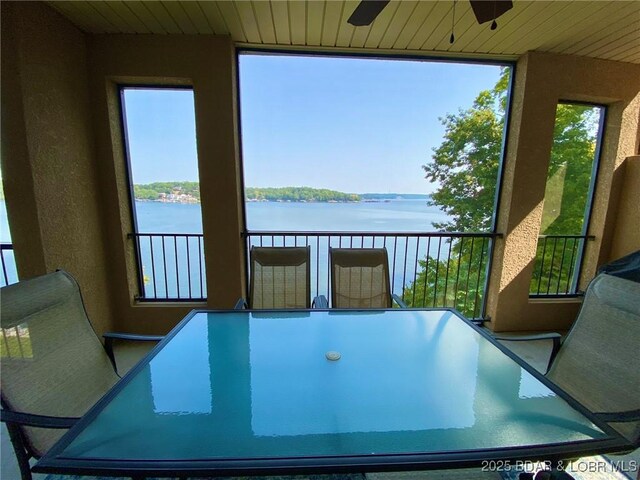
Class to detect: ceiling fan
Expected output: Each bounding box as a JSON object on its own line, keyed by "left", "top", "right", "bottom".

{"left": 348, "top": 0, "right": 514, "bottom": 30}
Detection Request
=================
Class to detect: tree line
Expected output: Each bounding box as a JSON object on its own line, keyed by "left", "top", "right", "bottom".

{"left": 133, "top": 183, "right": 360, "bottom": 203}
{"left": 246, "top": 187, "right": 359, "bottom": 202}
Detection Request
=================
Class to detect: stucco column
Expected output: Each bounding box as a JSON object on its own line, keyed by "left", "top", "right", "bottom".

{"left": 1, "top": 2, "right": 115, "bottom": 336}
{"left": 485, "top": 54, "right": 561, "bottom": 332}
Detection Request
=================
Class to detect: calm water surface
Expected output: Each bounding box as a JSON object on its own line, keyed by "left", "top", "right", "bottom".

{"left": 134, "top": 199, "right": 448, "bottom": 233}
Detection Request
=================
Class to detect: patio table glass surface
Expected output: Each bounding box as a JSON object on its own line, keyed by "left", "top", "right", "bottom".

{"left": 35, "top": 309, "right": 628, "bottom": 475}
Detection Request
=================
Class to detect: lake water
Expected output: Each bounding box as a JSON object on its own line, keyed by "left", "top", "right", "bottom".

{"left": 134, "top": 199, "right": 448, "bottom": 233}
{"left": 1, "top": 200, "right": 456, "bottom": 299}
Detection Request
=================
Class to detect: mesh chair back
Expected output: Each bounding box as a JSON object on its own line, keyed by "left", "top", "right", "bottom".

{"left": 330, "top": 248, "right": 392, "bottom": 308}
{"left": 547, "top": 273, "right": 640, "bottom": 444}
{"left": 249, "top": 247, "right": 311, "bottom": 309}
{"left": 0, "top": 271, "right": 119, "bottom": 457}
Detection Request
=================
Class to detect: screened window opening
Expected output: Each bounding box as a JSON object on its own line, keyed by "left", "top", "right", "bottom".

{"left": 239, "top": 52, "right": 513, "bottom": 318}
{"left": 530, "top": 103, "right": 606, "bottom": 296}
{"left": 121, "top": 87, "right": 206, "bottom": 301}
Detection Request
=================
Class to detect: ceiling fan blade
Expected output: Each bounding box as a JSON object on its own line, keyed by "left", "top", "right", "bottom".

{"left": 469, "top": 0, "right": 513, "bottom": 24}
{"left": 347, "top": 0, "right": 390, "bottom": 26}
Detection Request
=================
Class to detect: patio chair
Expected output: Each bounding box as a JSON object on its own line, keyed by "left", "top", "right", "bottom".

{"left": 235, "top": 246, "right": 328, "bottom": 309}
{"left": 0, "top": 270, "right": 163, "bottom": 480}
{"left": 329, "top": 247, "right": 407, "bottom": 308}
{"left": 496, "top": 273, "right": 640, "bottom": 446}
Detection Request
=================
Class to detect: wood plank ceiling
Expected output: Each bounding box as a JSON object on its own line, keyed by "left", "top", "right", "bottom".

{"left": 48, "top": 1, "right": 640, "bottom": 64}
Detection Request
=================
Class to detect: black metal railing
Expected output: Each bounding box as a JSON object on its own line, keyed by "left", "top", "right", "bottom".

{"left": 529, "top": 234, "right": 593, "bottom": 297}
{"left": 128, "top": 230, "right": 592, "bottom": 308}
{"left": 0, "top": 243, "right": 18, "bottom": 287}
{"left": 244, "top": 231, "right": 499, "bottom": 319}
{"left": 129, "top": 233, "right": 206, "bottom": 301}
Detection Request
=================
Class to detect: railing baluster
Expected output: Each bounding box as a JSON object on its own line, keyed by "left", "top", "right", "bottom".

{"left": 174, "top": 235, "right": 180, "bottom": 298}
{"left": 198, "top": 235, "right": 204, "bottom": 298}
{"left": 162, "top": 235, "right": 168, "bottom": 299}
{"left": 402, "top": 236, "right": 409, "bottom": 301}
{"left": 186, "top": 237, "right": 192, "bottom": 299}
{"left": 412, "top": 237, "right": 420, "bottom": 306}
{"left": 556, "top": 237, "right": 568, "bottom": 295}
{"left": 433, "top": 238, "right": 442, "bottom": 307}
{"left": 150, "top": 236, "right": 157, "bottom": 299}
{"left": 536, "top": 237, "right": 548, "bottom": 295}
{"left": 566, "top": 238, "right": 578, "bottom": 294}
{"left": 422, "top": 237, "right": 431, "bottom": 307}
{"left": 453, "top": 237, "right": 464, "bottom": 311}
{"left": 327, "top": 235, "right": 332, "bottom": 299}
{"left": 443, "top": 235, "right": 453, "bottom": 307}
{"left": 463, "top": 237, "right": 476, "bottom": 315}
{"left": 392, "top": 237, "right": 398, "bottom": 293}
{"left": 316, "top": 236, "right": 320, "bottom": 298}
{"left": 474, "top": 237, "right": 487, "bottom": 318}
{"left": 546, "top": 237, "right": 559, "bottom": 294}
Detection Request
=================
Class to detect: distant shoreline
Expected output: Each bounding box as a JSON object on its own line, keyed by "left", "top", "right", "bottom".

{"left": 133, "top": 183, "right": 429, "bottom": 205}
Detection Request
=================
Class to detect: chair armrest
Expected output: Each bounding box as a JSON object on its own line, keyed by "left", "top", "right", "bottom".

{"left": 391, "top": 294, "right": 408, "bottom": 308}
{"left": 234, "top": 298, "right": 248, "bottom": 310}
{"left": 594, "top": 409, "right": 640, "bottom": 423}
{"left": 312, "top": 295, "right": 329, "bottom": 308}
{"left": 1, "top": 409, "right": 78, "bottom": 429}
{"left": 103, "top": 332, "right": 164, "bottom": 374}
{"left": 494, "top": 333, "right": 562, "bottom": 374}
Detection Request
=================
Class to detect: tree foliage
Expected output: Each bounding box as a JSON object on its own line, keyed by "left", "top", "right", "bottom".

{"left": 133, "top": 182, "right": 200, "bottom": 201}
{"left": 133, "top": 183, "right": 360, "bottom": 203}
{"left": 423, "top": 70, "right": 509, "bottom": 233}
{"left": 246, "top": 187, "right": 359, "bottom": 202}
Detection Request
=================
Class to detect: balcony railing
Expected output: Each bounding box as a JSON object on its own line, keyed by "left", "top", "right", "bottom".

{"left": 129, "top": 233, "right": 206, "bottom": 302}
{"left": 530, "top": 234, "right": 593, "bottom": 297}
{"left": 128, "top": 231, "right": 590, "bottom": 311}
{"left": 0, "top": 243, "right": 18, "bottom": 287}
{"left": 245, "top": 231, "right": 498, "bottom": 319}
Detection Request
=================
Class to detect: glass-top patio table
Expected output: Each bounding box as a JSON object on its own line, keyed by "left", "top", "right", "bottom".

{"left": 34, "top": 309, "right": 631, "bottom": 477}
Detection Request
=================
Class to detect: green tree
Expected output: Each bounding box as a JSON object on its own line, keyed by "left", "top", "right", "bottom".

{"left": 404, "top": 68, "right": 600, "bottom": 315}
{"left": 424, "top": 70, "right": 510, "bottom": 233}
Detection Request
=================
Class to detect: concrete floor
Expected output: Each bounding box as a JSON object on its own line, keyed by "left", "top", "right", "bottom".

{"left": 1, "top": 334, "right": 638, "bottom": 480}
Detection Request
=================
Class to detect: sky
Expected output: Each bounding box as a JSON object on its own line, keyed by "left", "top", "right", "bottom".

{"left": 124, "top": 54, "right": 507, "bottom": 194}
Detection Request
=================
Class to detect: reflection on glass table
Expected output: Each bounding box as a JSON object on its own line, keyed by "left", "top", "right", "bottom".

{"left": 34, "top": 309, "right": 632, "bottom": 477}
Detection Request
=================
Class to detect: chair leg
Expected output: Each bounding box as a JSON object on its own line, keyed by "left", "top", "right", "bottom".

{"left": 5, "top": 422, "right": 33, "bottom": 480}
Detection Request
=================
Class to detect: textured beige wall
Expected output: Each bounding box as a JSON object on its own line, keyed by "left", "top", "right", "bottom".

{"left": 88, "top": 34, "right": 244, "bottom": 334}
{"left": 609, "top": 156, "right": 640, "bottom": 260}
{"left": 0, "top": 2, "right": 115, "bottom": 336}
{"left": 487, "top": 52, "right": 640, "bottom": 332}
